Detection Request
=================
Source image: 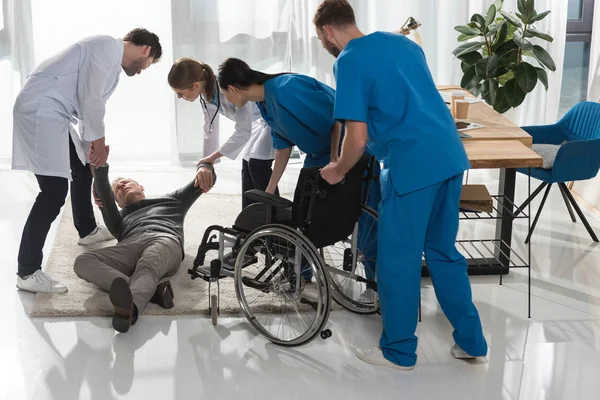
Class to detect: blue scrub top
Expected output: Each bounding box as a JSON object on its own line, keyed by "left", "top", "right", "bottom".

{"left": 256, "top": 74, "right": 338, "bottom": 167}
{"left": 333, "top": 31, "right": 470, "bottom": 196}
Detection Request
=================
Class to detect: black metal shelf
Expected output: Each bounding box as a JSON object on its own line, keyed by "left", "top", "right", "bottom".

{"left": 455, "top": 239, "right": 528, "bottom": 269}
{"left": 459, "top": 195, "right": 529, "bottom": 220}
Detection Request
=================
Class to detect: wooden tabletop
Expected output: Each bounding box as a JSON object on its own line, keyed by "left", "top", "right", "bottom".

{"left": 438, "top": 85, "right": 533, "bottom": 147}
{"left": 465, "top": 140, "right": 542, "bottom": 169}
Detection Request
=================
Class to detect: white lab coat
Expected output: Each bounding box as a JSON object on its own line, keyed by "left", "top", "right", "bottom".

{"left": 201, "top": 92, "right": 276, "bottom": 161}
{"left": 12, "top": 35, "right": 124, "bottom": 180}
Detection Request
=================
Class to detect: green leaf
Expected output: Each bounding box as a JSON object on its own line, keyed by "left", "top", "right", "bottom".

{"left": 461, "top": 66, "right": 481, "bottom": 91}
{"left": 498, "top": 71, "right": 515, "bottom": 86}
{"left": 530, "top": 10, "right": 551, "bottom": 23}
{"left": 516, "top": 12, "right": 525, "bottom": 21}
{"left": 522, "top": 50, "right": 535, "bottom": 58}
{"left": 535, "top": 67, "right": 549, "bottom": 90}
{"left": 475, "top": 54, "right": 499, "bottom": 79}
{"left": 487, "top": 20, "right": 505, "bottom": 37}
{"left": 471, "top": 13, "right": 487, "bottom": 30}
{"left": 513, "top": 35, "right": 534, "bottom": 51}
{"left": 525, "top": 28, "right": 553, "bottom": 42}
{"left": 486, "top": 5, "right": 497, "bottom": 27}
{"left": 525, "top": 0, "right": 535, "bottom": 17}
{"left": 500, "top": 11, "right": 523, "bottom": 28}
{"left": 453, "top": 41, "right": 485, "bottom": 57}
{"left": 533, "top": 45, "right": 556, "bottom": 71}
{"left": 515, "top": 62, "right": 538, "bottom": 93}
{"left": 494, "top": 21, "right": 509, "bottom": 45}
{"left": 517, "top": 0, "right": 526, "bottom": 15}
{"left": 461, "top": 61, "right": 472, "bottom": 73}
{"left": 504, "top": 78, "right": 527, "bottom": 107}
{"left": 458, "top": 51, "right": 483, "bottom": 65}
{"left": 488, "top": 78, "right": 499, "bottom": 104}
{"left": 458, "top": 33, "right": 480, "bottom": 42}
{"left": 455, "top": 25, "right": 482, "bottom": 35}
{"left": 494, "top": 0, "right": 504, "bottom": 12}
{"left": 493, "top": 86, "right": 512, "bottom": 113}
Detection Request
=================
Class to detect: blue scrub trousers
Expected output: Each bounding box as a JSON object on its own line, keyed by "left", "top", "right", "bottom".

{"left": 377, "top": 169, "right": 487, "bottom": 367}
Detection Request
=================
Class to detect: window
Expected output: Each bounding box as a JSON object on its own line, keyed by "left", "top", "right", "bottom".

{"left": 559, "top": 0, "right": 596, "bottom": 116}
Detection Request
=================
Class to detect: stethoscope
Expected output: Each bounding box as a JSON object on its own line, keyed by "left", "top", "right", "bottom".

{"left": 198, "top": 82, "right": 221, "bottom": 132}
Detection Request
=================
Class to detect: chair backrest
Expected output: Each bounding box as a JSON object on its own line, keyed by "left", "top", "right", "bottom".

{"left": 559, "top": 102, "right": 600, "bottom": 141}
{"left": 292, "top": 155, "right": 371, "bottom": 249}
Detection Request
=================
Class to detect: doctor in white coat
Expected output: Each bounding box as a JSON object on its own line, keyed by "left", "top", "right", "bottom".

{"left": 13, "top": 28, "right": 163, "bottom": 294}
{"left": 168, "top": 58, "right": 276, "bottom": 208}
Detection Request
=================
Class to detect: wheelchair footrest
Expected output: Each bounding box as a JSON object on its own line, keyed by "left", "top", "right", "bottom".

{"left": 222, "top": 252, "right": 258, "bottom": 271}
{"left": 193, "top": 265, "right": 228, "bottom": 282}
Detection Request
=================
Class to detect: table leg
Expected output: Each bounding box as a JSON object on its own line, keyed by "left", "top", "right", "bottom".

{"left": 495, "top": 168, "right": 515, "bottom": 274}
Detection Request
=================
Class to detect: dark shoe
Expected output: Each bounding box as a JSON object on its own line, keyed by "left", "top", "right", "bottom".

{"left": 150, "top": 280, "right": 174, "bottom": 309}
{"left": 109, "top": 277, "right": 137, "bottom": 333}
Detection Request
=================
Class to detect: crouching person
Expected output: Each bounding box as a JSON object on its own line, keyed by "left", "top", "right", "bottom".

{"left": 74, "top": 162, "right": 216, "bottom": 332}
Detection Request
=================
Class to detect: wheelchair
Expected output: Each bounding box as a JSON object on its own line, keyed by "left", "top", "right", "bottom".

{"left": 188, "top": 155, "right": 381, "bottom": 347}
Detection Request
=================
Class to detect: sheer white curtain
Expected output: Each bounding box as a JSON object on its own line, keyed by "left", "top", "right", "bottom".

{"left": 0, "top": 0, "right": 34, "bottom": 164}
{"left": 587, "top": 0, "right": 600, "bottom": 102}
{"left": 172, "top": 0, "right": 569, "bottom": 159}
{"left": 0, "top": 0, "right": 176, "bottom": 167}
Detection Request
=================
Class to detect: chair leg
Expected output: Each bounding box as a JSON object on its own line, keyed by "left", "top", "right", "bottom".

{"left": 526, "top": 184, "right": 552, "bottom": 244}
{"left": 559, "top": 183, "right": 599, "bottom": 242}
{"left": 515, "top": 182, "right": 548, "bottom": 218}
{"left": 558, "top": 183, "right": 577, "bottom": 223}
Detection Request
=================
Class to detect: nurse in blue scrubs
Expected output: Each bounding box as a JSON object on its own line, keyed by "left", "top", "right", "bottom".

{"left": 314, "top": 0, "right": 487, "bottom": 370}
{"left": 217, "top": 57, "right": 380, "bottom": 283}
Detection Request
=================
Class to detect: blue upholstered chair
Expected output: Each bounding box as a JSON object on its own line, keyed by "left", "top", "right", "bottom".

{"left": 516, "top": 102, "right": 600, "bottom": 243}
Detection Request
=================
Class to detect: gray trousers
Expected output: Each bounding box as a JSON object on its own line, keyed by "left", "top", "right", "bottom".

{"left": 74, "top": 232, "right": 182, "bottom": 312}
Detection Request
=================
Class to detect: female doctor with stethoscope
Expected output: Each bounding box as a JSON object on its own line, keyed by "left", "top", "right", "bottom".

{"left": 168, "top": 57, "right": 277, "bottom": 208}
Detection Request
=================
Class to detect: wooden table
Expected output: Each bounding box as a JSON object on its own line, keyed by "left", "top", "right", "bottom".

{"left": 438, "top": 85, "right": 533, "bottom": 147}
{"left": 436, "top": 86, "right": 543, "bottom": 275}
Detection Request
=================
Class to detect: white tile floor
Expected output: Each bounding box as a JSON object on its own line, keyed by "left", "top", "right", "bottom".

{"left": 2, "top": 163, "right": 600, "bottom": 400}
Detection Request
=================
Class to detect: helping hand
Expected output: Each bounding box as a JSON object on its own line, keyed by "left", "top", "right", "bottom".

{"left": 194, "top": 167, "right": 214, "bottom": 193}
{"left": 88, "top": 143, "right": 110, "bottom": 167}
{"left": 320, "top": 162, "right": 345, "bottom": 185}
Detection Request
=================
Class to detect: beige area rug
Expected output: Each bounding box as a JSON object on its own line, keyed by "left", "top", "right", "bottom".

{"left": 31, "top": 193, "right": 239, "bottom": 318}
{"left": 31, "top": 194, "right": 340, "bottom": 318}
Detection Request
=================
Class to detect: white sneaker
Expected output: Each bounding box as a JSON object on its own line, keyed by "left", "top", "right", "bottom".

{"left": 451, "top": 344, "right": 475, "bottom": 359}
{"left": 16, "top": 270, "right": 68, "bottom": 294}
{"left": 78, "top": 226, "right": 114, "bottom": 245}
{"left": 356, "top": 345, "right": 415, "bottom": 371}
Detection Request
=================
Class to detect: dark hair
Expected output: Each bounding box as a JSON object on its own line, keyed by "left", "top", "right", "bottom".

{"left": 313, "top": 0, "right": 356, "bottom": 29}
{"left": 123, "top": 28, "right": 162, "bottom": 63}
{"left": 168, "top": 58, "right": 216, "bottom": 101}
{"left": 217, "top": 58, "right": 287, "bottom": 90}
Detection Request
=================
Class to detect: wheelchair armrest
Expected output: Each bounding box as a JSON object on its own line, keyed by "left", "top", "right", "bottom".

{"left": 245, "top": 189, "right": 293, "bottom": 209}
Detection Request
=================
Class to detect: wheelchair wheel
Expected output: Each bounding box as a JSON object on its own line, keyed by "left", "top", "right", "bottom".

{"left": 234, "top": 224, "right": 331, "bottom": 347}
{"left": 323, "top": 205, "right": 379, "bottom": 314}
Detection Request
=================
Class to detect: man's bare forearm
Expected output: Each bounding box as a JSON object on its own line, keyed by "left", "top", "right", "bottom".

{"left": 267, "top": 148, "right": 292, "bottom": 193}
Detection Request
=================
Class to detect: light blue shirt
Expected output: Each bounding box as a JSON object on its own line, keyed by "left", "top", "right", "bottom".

{"left": 333, "top": 31, "right": 470, "bottom": 195}
{"left": 257, "top": 74, "right": 337, "bottom": 167}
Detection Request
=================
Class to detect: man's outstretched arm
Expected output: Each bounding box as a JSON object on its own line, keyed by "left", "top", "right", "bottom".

{"left": 170, "top": 163, "right": 217, "bottom": 207}
{"left": 92, "top": 164, "right": 122, "bottom": 238}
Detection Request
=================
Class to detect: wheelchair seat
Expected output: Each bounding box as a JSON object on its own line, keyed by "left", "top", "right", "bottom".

{"left": 233, "top": 203, "right": 293, "bottom": 233}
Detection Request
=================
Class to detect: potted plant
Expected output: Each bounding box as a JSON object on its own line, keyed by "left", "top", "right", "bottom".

{"left": 452, "top": 0, "right": 556, "bottom": 113}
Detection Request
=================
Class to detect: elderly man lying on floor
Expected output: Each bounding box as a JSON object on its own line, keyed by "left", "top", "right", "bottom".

{"left": 74, "top": 162, "right": 216, "bottom": 333}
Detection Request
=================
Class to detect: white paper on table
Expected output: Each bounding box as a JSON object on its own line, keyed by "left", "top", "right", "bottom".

{"left": 439, "top": 91, "right": 482, "bottom": 104}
